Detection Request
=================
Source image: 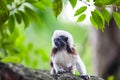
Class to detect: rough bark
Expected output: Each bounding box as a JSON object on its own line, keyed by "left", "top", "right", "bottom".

{"left": 0, "top": 62, "right": 103, "bottom": 80}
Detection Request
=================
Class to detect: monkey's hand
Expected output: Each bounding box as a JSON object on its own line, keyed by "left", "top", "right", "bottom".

{"left": 80, "top": 75, "right": 90, "bottom": 80}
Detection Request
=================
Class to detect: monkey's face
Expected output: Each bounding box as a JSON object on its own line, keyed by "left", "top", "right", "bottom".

{"left": 54, "top": 35, "right": 68, "bottom": 48}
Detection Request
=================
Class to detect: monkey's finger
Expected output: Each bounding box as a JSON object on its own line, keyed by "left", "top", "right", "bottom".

{"left": 80, "top": 75, "right": 90, "bottom": 80}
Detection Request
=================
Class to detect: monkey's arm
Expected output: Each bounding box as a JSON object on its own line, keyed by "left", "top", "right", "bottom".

{"left": 50, "top": 60, "right": 56, "bottom": 75}
{"left": 75, "top": 55, "right": 90, "bottom": 80}
{"left": 76, "top": 55, "right": 87, "bottom": 75}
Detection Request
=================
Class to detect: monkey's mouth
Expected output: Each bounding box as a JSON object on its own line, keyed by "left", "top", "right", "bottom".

{"left": 54, "top": 38, "right": 66, "bottom": 48}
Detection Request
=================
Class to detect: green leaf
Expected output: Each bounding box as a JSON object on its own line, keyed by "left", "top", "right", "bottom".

{"left": 1, "top": 56, "right": 21, "bottom": 63}
{"left": 24, "top": 6, "right": 40, "bottom": 23}
{"left": 14, "top": 12, "right": 22, "bottom": 24}
{"left": 94, "top": 1, "right": 104, "bottom": 7}
{"left": 94, "top": 0, "right": 117, "bottom": 6}
{"left": 7, "top": 15, "right": 15, "bottom": 33}
{"left": 77, "top": 14, "right": 86, "bottom": 22}
{"left": 114, "top": 0, "right": 120, "bottom": 4}
{"left": 74, "top": 6, "right": 87, "bottom": 16}
{"left": 33, "top": 2, "right": 46, "bottom": 10}
{"left": 53, "top": 0, "right": 62, "bottom": 17}
{"left": 32, "top": 0, "right": 52, "bottom": 10}
{"left": 108, "top": 0, "right": 117, "bottom": 4}
{"left": 0, "top": 0, "right": 8, "bottom": 10}
{"left": 94, "top": 10, "right": 104, "bottom": 21}
{"left": 69, "top": 0, "right": 77, "bottom": 8}
{"left": 91, "top": 10, "right": 104, "bottom": 31}
{"left": 90, "top": 16, "right": 98, "bottom": 29}
{"left": 4, "top": 0, "right": 14, "bottom": 4}
{"left": 0, "top": 0, "right": 9, "bottom": 25}
{"left": 19, "top": 11, "right": 29, "bottom": 28}
{"left": 113, "top": 12, "right": 120, "bottom": 29}
{"left": 101, "top": 8, "right": 110, "bottom": 24}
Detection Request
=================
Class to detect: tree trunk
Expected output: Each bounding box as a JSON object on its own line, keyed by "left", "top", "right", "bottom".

{"left": 0, "top": 62, "right": 103, "bottom": 80}
{"left": 90, "top": 8, "right": 120, "bottom": 80}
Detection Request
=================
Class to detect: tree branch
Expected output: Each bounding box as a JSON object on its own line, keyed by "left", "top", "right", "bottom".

{"left": 0, "top": 62, "right": 104, "bottom": 80}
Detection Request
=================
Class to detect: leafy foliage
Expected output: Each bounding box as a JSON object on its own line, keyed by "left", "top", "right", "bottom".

{"left": 77, "top": 14, "right": 86, "bottom": 22}
{"left": 15, "top": 12, "right": 22, "bottom": 24}
{"left": 19, "top": 10, "right": 30, "bottom": 28}
{"left": 51, "top": 0, "right": 120, "bottom": 31}
{"left": 52, "top": 0, "right": 62, "bottom": 17}
{"left": 74, "top": 6, "right": 87, "bottom": 16}
{"left": 7, "top": 15, "right": 15, "bottom": 33}
{"left": 113, "top": 12, "right": 120, "bottom": 29}
{"left": 94, "top": 0, "right": 120, "bottom": 7}
{"left": 0, "top": 0, "right": 9, "bottom": 26}
{"left": 69, "top": 0, "right": 77, "bottom": 8}
{"left": 0, "top": 0, "right": 120, "bottom": 41}
{"left": 90, "top": 16, "right": 98, "bottom": 29}
{"left": 0, "top": 0, "right": 53, "bottom": 64}
{"left": 101, "top": 8, "right": 111, "bottom": 24}
{"left": 91, "top": 10, "right": 105, "bottom": 31}
{"left": 1, "top": 56, "right": 21, "bottom": 63}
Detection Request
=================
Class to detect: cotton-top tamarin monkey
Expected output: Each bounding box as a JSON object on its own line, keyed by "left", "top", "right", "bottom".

{"left": 50, "top": 30, "right": 90, "bottom": 80}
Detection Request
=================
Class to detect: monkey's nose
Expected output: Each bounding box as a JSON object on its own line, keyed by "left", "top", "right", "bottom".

{"left": 54, "top": 39, "right": 61, "bottom": 48}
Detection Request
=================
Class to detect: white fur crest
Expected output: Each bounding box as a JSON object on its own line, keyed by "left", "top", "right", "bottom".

{"left": 52, "top": 30, "right": 74, "bottom": 48}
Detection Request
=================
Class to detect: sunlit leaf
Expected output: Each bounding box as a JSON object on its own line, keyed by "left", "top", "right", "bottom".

{"left": 91, "top": 10, "right": 104, "bottom": 31}
{"left": 113, "top": 12, "right": 120, "bottom": 29}
{"left": 94, "top": 1, "right": 104, "bottom": 7}
{"left": 53, "top": 0, "right": 62, "bottom": 17}
{"left": 101, "top": 8, "right": 110, "bottom": 24}
{"left": 1, "top": 56, "right": 21, "bottom": 63}
{"left": 90, "top": 16, "right": 98, "bottom": 29}
{"left": 69, "top": 0, "right": 77, "bottom": 8}
{"left": 19, "top": 11, "right": 29, "bottom": 28}
{"left": 14, "top": 12, "right": 22, "bottom": 24}
{"left": 77, "top": 14, "right": 86, "bottom": 22}
{"left": 8, "top": 15, "right": 15, "bottom": 33}
{"left": 94, "top": 0, "right": 117, "bottom": 6}
{"left": 74, "top": 6, "right": 87, "bottom": 16}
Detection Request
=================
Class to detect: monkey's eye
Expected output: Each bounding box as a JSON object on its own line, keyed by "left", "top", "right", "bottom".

{"left": 59, "top": 35, "right": 68, "bottom": 42}
{"left": 54, "top": 38, "right": 60, "bottom": 42}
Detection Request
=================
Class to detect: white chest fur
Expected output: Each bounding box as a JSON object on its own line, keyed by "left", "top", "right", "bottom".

{"left": 52, "top": 50, "right": 77, "bottom": 71}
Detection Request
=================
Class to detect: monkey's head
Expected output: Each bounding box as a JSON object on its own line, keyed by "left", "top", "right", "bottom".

{"left": 52, "top": 30, "right": 74, "bottom": 49}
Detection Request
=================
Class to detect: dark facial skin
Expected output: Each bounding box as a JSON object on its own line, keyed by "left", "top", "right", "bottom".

{"left": 54, "top": 35, "right": 68, "bottom": 49}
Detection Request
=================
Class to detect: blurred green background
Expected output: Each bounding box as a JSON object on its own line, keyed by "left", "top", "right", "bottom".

{"left": 0, "top": 1, "right": 93, "bottom": 75}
